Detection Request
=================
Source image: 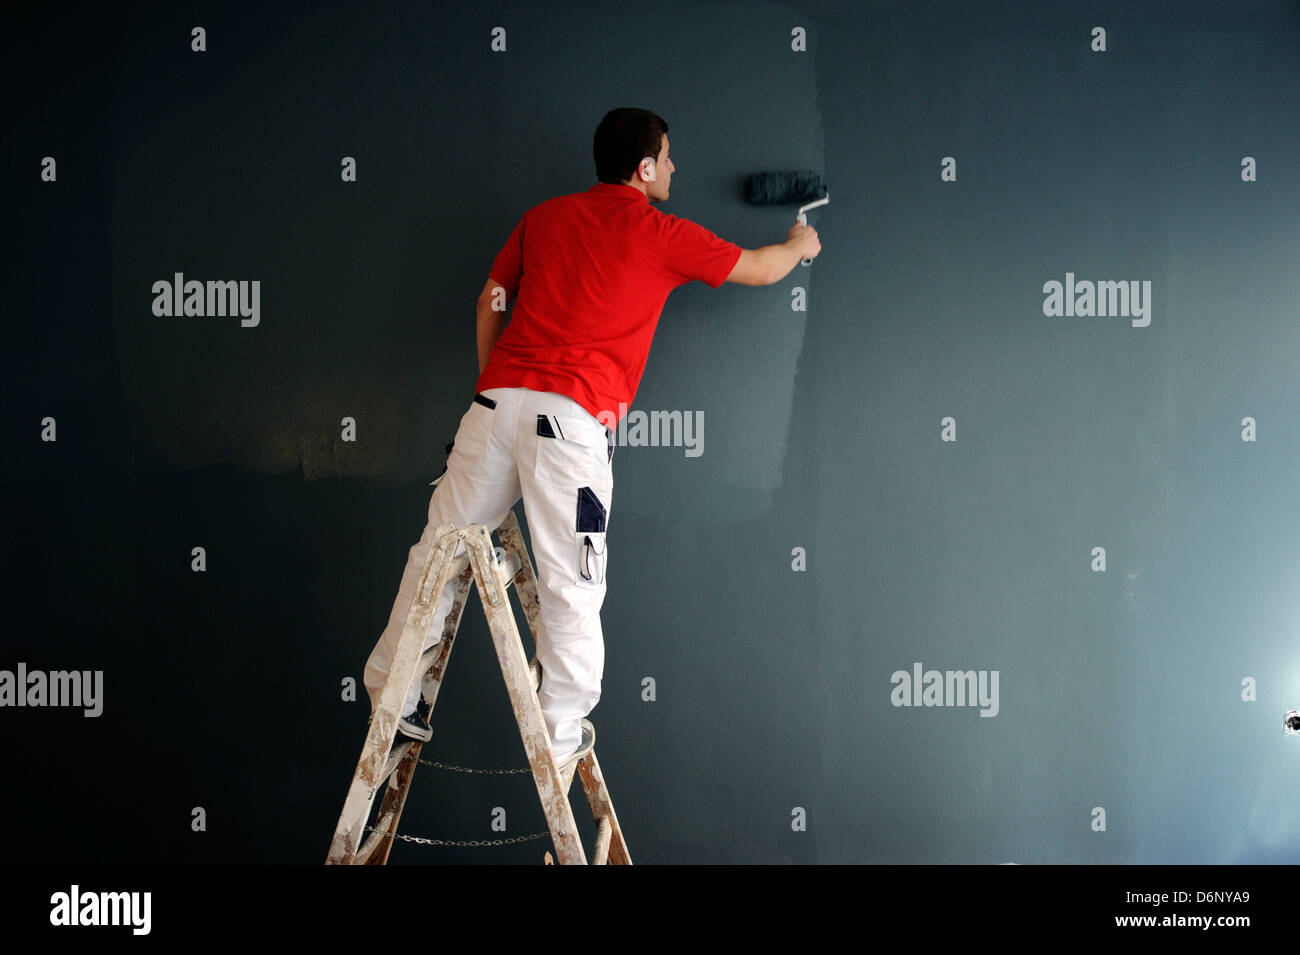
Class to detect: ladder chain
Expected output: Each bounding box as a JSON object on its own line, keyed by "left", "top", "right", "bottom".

{"left": 363, "top": 826, "right": 552, "bottom": 847}
{"left": 368, "top": 751, "right": 549, "bottom": 846}
{"left": 416, "top": 757, "right": 533, "bottom": 775}
{"left": 368, "top": 753, "right": 558, "bottom": 847}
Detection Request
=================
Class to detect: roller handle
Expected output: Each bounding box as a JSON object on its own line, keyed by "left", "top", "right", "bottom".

{"left": 796, "top": 192, "right": 829, "bottom": 267}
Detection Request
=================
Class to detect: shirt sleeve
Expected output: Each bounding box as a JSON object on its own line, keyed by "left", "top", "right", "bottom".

{"left": 488, "top": 213, "right": 526, "bottom": 295}
{"left": 659, "top": 214, "right": 743, "bottom": 289}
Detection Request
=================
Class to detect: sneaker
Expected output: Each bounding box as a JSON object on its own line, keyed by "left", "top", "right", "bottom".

{"left": 556, "top": 719, "right": 595, "bottom": 778}
{"left": 398, "top": 698, "right": 433, "bottom": 742}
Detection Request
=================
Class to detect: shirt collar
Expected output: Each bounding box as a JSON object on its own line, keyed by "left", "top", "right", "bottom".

{"left": 590, "top": 182, "right": 649, "bottom": 202}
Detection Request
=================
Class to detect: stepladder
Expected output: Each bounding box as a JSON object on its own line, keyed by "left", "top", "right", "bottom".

{"left": 325, "top": 508, "right": 630, "bottom": 865}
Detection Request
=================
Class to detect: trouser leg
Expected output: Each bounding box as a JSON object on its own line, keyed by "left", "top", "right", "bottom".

{"left": 516, "top": 390, "right": 614, "bottom": 762}
{"left": 363, "top": 388, "right": 521, "bottom": 715}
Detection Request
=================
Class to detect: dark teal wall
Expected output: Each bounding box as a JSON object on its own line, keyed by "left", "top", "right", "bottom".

{"left": 5, "top": 0, "right": 1299, "bottom": 863}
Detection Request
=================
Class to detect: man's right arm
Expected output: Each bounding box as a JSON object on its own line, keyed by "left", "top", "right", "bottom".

{"left": 725, "top": 227, "right": 821, "bottom": 286}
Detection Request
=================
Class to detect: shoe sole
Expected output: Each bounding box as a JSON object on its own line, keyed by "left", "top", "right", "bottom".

{"left": 368, "top": 710, "right": 432, "bottom": 742}
{"left": 398, "top": 718, "right": 432, "bottom": 742}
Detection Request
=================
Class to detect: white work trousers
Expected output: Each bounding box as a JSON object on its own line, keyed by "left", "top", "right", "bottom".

{"left": 362, "top": 387, "right": 613, "bottom": 763}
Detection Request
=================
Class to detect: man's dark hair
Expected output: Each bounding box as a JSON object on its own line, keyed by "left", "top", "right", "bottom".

{"left": 593, "top": 108, "right": 668, "bottom": 185}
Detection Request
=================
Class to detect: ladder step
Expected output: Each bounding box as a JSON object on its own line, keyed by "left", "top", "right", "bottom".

{"left": 379, "top": 740, "right": 415, "bottom": 790}
{"left": 355, "top": 808, "right": 396, "bottom": 865}
{"left": 593, "top": 816, "right": 612, "bottom": 865}
{"left": 496, "top": 550, "right": 522, "bottom": 587}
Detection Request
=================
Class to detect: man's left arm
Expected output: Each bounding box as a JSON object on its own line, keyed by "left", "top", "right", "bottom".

{"left": 476, "top": 278, "right": 513, "bottom": 374}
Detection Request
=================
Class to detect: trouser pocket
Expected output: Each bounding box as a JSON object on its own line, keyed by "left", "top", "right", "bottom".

{"left": 452, "top": 393, "right": 495, "bottom": 459}
{"left": 575, "top": 532, "right": 607, "bottom": 586}
{"left": 574, "top": 485, "right": 608, "bottom": 587}
{"left": 535, "top": 412, "right": 609, "bottom": 485}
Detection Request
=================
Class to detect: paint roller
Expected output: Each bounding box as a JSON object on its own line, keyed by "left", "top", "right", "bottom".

{"left": 745, "top": 171, "right": 829, "bottom": 266}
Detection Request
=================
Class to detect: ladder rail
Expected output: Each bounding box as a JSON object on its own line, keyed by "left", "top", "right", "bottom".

{"left": 362, "top": 738, "right": 421, "bottom": 865}
{"left": 578, "top": 752, "right": 631, "bottom": 865}
{"left": 325, "top": 526, "right": 465, "bottom": 864}
{"left": 464, "top": 524, "right": 587, "bottom": 864}
{"left": 356, "top": 561, "right": 474, "bottom": 863}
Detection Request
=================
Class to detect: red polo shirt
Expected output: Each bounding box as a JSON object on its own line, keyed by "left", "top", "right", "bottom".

{"left": 474, "top": 181, "right": 742, "bottom": 425}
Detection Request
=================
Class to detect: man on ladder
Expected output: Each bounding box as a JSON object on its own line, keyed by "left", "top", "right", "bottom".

{"left": 360, "top": 106, "right": 821, "bottom": 777}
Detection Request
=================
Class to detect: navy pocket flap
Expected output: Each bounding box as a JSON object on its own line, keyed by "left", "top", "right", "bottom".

{"left": 576, "top": 486, "right": 607, "bottom": 532}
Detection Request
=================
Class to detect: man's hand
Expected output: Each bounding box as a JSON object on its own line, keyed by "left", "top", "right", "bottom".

{"left": 786, "top": 223, "right": 821, "bottom": 261}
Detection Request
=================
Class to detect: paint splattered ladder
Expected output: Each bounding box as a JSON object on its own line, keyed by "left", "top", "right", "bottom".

{"left": 324, "top": 508, "right": 630, "bottom": 865}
